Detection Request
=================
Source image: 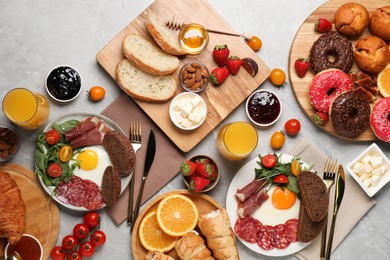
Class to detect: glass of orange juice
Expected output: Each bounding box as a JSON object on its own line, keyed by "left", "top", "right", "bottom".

{"left": 216, "top": 121, "right": 258, "bottom": 160}
{"left": 2, "top": 88, "right": 50, "bottom": 130}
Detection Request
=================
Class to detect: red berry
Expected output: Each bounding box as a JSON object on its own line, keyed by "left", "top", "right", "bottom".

{"left": 226, "top": 56, "right": 242, "bottom": 75}
{"left": 313, "top": 111, "right": 328, "bottom": 125}
{"left": 294, "top": 58, "right": 310, "bottom": 78}
{"left": 210, "top": 67, "right": 229, "bottom": 85}
{"left": 189, "top": 176, "right": 210, "bottom": 192}
{"left": 315, "top": 18, "right": 332, "bottom": 33}
{"left": 180, "top": 160, "right": 197, "bottom": 177}
{"left": 213, "top": 44, "right": 230, "bottom": 67}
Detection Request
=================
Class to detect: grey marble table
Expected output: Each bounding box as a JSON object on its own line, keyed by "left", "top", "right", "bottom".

{"left": 1, "top": 0, "right": 389, "bottom": 259}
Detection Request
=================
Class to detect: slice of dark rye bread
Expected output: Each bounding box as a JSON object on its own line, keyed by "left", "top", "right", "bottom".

{"left": 298, "top": 200, "right": 327, "bottom": 243}
{"left": 102, "top": 130, "right": 136, "bottom": 177}
{"left": 297, "top": 171, "right": 329, "bottom": 222}
{"left": 102, "top": 166, "right": 121, "bottom": 207}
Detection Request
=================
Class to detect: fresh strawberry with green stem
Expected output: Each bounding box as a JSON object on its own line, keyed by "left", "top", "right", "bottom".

{"left": 213, "top": 44, "right": 230, "bottom": 67}
{"left": 294, "top": 58, "right": 310, "bottom": 78}
{"left": 189, "top": 176, "right": 210, "bottom": 192}
{"left": 226, "top": 56, "right": 242, "bottom": 75}
{"left": 210, "top": 67, "right": 229, "bottom": 86}
{"left": 180, "top": 160, "right": 197, "bottom": 177}
{"left": 313, "top": 111, "right": 328, "bottom": 125}
{"left": 315, "top": 18, "right": 332, "bottom": 33}
{"left": 196, "top": 160, "right": 214, "bottom": 179}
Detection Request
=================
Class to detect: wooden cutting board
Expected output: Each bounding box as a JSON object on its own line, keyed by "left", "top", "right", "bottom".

{"left": 96, "top": 0, "right": 270, "bottom": 152}
{"left": 0, "top": 163, "right": 60, "bottom": 260}
{"left": 288, "top": 0, "right": 387, "bottom": 141}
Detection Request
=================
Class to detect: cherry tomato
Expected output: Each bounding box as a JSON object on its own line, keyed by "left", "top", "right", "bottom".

{"left": 73, "top": 223, "right": 90, "bottom": 240}
{"left": 62, "top": 235, "right": 78, "bottom": 251}
{"left": 47, "top": 163, "right": 62, "bottom": 178}
{"left": 50, "top": 246, "right": 66, "bottom": 260}
{"left": 67, "top": 251, "right": 82, "bottom": 260}
{"left": 79, "top": 241, "right": 95, "bottom": 257}
{"left": 270, "top": 68, "right": 286, "bottom": 86}
{"left": 261, "top": 154, "right": 277, "bottom": 169}
{"left": 83, "top": 211, "right": 101, "bottom": 229}
{"left": 273, "top": 174, "right": 288, "bottom": 184}
{"left": 45, "top": 129, "right": 61, "bottom": 145}
{"left": 270, "top": 131, "right": 285, "bottom": 149}
{"left": 88, "top": 86, "right": 105, "bottom": 102}
{"left": 247, "top": 36, "right": 262, "bottom": 51}
{"left": 291, "top": 159, "right": 302, "bottom": 176}
{"left": 284, "top": 119, "right": 301, "bottom": 136}
{"left": 90, "top": 230, "right": 106, "bottom": 247}
{"left": 59, "top": 145, "right": 73, "bottom": 162}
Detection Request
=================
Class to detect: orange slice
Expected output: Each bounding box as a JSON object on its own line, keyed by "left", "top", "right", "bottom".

{"left": 138, "top": 211, "right": 178, "bottom": 252}
{"left": 156, "top": 194, "right": 199, "bottom": 237}
{"left": 378, "top": 64, "right": 390, "bottom": 98}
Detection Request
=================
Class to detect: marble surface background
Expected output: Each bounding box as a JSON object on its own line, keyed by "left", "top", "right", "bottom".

{"left": 1, "top": 0, "right": 389, "bottom": 259}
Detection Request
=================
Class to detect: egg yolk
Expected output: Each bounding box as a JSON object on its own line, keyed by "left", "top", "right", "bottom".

{"left": 271, "top": 186, "right": 296, "bottom": 210}
{"left": 77, "top": 150, "right": 98, "bottom": 170}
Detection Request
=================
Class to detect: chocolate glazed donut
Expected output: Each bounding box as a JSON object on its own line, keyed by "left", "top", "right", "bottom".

{"left": 309, "top": 31, "right": 353, "bottom": 74}
{"left": 330, "top": 90, "right": 370, "bottom": 138}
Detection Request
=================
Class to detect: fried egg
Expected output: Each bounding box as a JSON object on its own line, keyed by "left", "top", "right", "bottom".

{"left": 70, "top": 145, "right": 112, "bottom": 187}
{"left": 253, "top": 186, "right": 300, "bottom": 226}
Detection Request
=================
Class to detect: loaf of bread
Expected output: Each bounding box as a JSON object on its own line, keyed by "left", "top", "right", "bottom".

{"left": 369, "top": 6, "right": 390, "bottom": 41}
{"left": 121, "top": 34, "right": 180, "bottom": 76}
{"left": 146, "top": 11, "right": 187, "bottom": 56}
{"left": 297, "top": 200, "right": 327, "bottom": 243}
{"left": 297, "top": 171, "right": 329, "bottom": 222}
{"left": 175, "top": 232, "right": 215, "bottom": 260}
{"left": 334, "top": 3, "right": 369, "bottom": 37}
{"left": 116, "top": 59, "right": 177, "bottom": 102}
{"left": 354, "top": 36, "right": 390, "bottom": 73}
{"left": 101, "top": 166, "right": 121, "bottom": 207}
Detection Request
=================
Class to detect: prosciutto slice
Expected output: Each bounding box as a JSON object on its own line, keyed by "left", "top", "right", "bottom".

{"left": 70, "top": 123, "right": 111, "bottom": 149}
{"left": 237, "top": 189, "right": 269, "bottom": 218}
{"left": 65, "top": 117, "right": 105, "bottom": 141}
{"left": 235, "top": 178, "right": 268, "bottom": 203}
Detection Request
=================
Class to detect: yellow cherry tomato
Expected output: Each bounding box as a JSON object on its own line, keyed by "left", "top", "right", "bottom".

{"left": 270, "top": 131, "right": 285, "bottom": 149}
{"left": 291, "top": 159, "right": 302, "bottom": 176}
{"left": 247, "top": 36, "right": 262, "bottom": 51}
{"left": 59, "top": 145, "right": 73, "bottom": 162}
{"left": 270, "top": 68, "right": 286, "bottom": 86}
{"left": 88, "top": 86, "right": 105, "bottom": 101}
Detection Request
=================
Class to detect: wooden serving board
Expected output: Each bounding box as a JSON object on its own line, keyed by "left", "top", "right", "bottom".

{"left": 0, "top": 163, "right": 60, "bottom": 260}
{"left": 96, "top": 0, "right": 270, "bottom": 152}
{"left": 131, "top": 190, "right": 225, "bottom": 260}
{"left": 288, "top": 0, "right": 387, "bottom": 141}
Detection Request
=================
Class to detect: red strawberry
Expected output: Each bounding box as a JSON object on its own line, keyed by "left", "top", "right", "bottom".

{"left": 209, "top": 164, "right": 217, "bottom": 180}
{"left": 294, "top": 58, "right": 310, "bottom": 78}
{"left": 180, "top": 160, "right": 197, "bottom": 177}
{"left": 213, "top": 44, "right": 230, "bottom": 67}
{"left": 313, "top": 111, "right": 328, "bottom": 125}
{"left": 226, "top": 56, "right": 242, "bottom": 75}
{"left": 210, "top": 67, "right": 229, "bottom": 85}
{"left": 189, "top": 176, "right": 210, "bottom": 192}
{"left": 315, "top": 18, "right": 332, "bottom": 33}
{"left": 196, "top": 161, "right": 214, "bottom": 179}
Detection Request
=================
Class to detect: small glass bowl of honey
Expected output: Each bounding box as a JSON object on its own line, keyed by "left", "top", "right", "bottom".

{"left": 179, "top": 23, "right": 209, "bottom": 54}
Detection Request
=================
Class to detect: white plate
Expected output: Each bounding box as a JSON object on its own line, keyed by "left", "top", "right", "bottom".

{"left": 37, "top": 112, "right": 132, "bottom": 211}
{"left": 226, "top": 154, "right": 310, "bottom": 257}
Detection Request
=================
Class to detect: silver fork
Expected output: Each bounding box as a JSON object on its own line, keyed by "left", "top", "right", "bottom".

{"left": 320, "top": 158, "right": 338, "bottom": 259}
{"left": 127, "top": 121, "right": 142, "bottom": 225}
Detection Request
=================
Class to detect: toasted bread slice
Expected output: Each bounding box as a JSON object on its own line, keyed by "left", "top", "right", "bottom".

{"left": 116, "top": 59, "right": 177, "bottom": 102}
{"left": 121, "top": 34, "right": 179, "bottom": 76}
{"left": 102, "top": 166, "right": 121, "bottom": 207}
{"left": 146, "top": 11, "right": 186, "bottom": 56}
{"left": 297, "top": 200, "right": 327, "bottom": 243}
{"left": 297, "top": 171, "right": 329, "bottom": 222}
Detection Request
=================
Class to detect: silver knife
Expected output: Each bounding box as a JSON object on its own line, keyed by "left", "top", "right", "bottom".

{"left": 325, "top": 165, "right": 345, "bottom": 260}
{"left": 130, "top": 129, "right": 156, "bottom": 231}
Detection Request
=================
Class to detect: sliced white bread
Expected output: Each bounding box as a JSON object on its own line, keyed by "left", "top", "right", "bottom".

{"left": 115, "top": 59, "right": 177, "bottom": 102}
{"left": 121, "top": 34, "right": 179, "bottom": 76}
{"left": 146, "top": 11, "right": 187, "bottom": 56}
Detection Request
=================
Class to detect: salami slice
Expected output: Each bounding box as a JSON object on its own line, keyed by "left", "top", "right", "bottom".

{"left": 234, "top": 216, "right": 262, "bottom": 244}
{"left": 257, "top": 226, "right": 275, "bottom": 250}
{"left": 272, "top": 224, "right": 291, "bottom": 249}
{"left": 284, "top": 218, "right": 299, "bottom": 243}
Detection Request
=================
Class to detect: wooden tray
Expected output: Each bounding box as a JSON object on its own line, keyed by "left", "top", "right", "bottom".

{"left": 0, "top": 163, "right": 60, "bottom": 260}
{"left": 288, "top": 0, "right": 387, "bottom": 141}
{"left": 131, "top": 189, "right": 224, "bottom": 260}
{"left": 96, "top": 0, "right": 270, "bottom": 152}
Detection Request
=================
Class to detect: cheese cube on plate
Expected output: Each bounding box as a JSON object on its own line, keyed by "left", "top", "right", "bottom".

{"left": 362, "top": 178, "right": 371, "bottom": 188}
{"left": 370, "top": 174, "right": 381, "bottom": 186}
{"left": 353, "top": 162, "right": 364, "bottom": 175}
{"left": 360, "top": 173, "right": 371, "bottom": 181}
{"left": 372, "top": 168, "right": 383, "bottom": 176}
{"left": 362, "top": 163, "right": 373, "bottom": 174}
{"left": 180, "top": 103, "right": 193, "bottom": 118}
{"left": 370, "top": 156, "right": 383, "bottom": 168}
{"left": 361, "top": 154, "right": 372, "bottom": 163}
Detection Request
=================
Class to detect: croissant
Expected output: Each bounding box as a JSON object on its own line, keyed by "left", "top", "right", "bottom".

{"left": 197, "top": 209, "right": 239, "bottom": 260}
{"left": 144, "top": 251, "right": 175, "bottom": 260}
{"left": 0, "top": 170, "right": 26, "bottom": 245}
{"left": 175, "top": 232, "right": 214, "bottom": 260}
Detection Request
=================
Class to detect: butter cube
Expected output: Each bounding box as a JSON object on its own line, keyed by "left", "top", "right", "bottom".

{"left": 180, "top": 103, "right": 193, "bottom": 118}
{"left": 362, "top": 163, "right": 373, "bottom": 174}
{"left": 372, "top": 167, "right": 383, "bottom": 176}
{"left": 360, "top": 173, "right": 371, "bottom": 181}
{"left": 362, "top": 178, "right": 371, "bottom": 188}
{"left": 190, "top": 96, "right": 202, "bottom": 107}
{"left": 361, "top": 154, "right": 372, "bottom": 163}
{"left": 353, "top": 162, "right": 364, "bottom": 175}
{"left": 370, "top": 156, "right": 383, "bottom": 168}
{"left": 370, "top": 174, "right": 381, "bottom": 186}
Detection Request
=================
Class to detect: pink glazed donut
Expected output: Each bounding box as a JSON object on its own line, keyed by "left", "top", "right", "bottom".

{"left": 309, "top": 69, "right": 353, "bottom": 113}
{"left": 371, "top": 97, "right": 390, "bottom": 142}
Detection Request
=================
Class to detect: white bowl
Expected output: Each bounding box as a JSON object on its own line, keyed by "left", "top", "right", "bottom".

{"left": 246, "top": 89, "right": 282, "bottom": 127}
{"left": 5, "top": 233, "right": 43, "bottom": 260}
{"left": 169, "top": 92, "right": 207, "bottom": 130}
{"left": 346, "top": 143, "right": 390, "bottom": 197}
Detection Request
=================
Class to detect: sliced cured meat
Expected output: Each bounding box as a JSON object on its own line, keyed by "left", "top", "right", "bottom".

{"left": 257, "top": 225, "right": 275, "bottom": 250}
{"left": 65, "top": 117, "right": 99, "bottom": 141}
{"left": 234, "top": 216, "right": 262, "bottom": 244}
{"left": 70, "top": 124, "right": 111, "bottom": 149}
{"left": 235, "top": 178, "right": 268, "bottom": 203}
{"left": 272, "top": 224, "right": 291, "bottom": 249}
{"left": 284, "top": 218, "right": 299, "bottom": 243}
{"left": 237, "top": 189, "right": 269, "bottom": 218}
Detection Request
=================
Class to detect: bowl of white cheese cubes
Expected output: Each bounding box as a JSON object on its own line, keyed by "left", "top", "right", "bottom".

{"left": 169, "top": 92, "right": 207, "bottom": 130}
{"left": 347, "top": 143, "right": 390, "bottom": 197}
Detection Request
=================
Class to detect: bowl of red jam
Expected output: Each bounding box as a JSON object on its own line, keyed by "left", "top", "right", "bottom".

{"left": 45, "top": 65, "right": 82, "bottom": 102}
{"left": 246, "top": 89, "right": 282, "bottom": 127}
